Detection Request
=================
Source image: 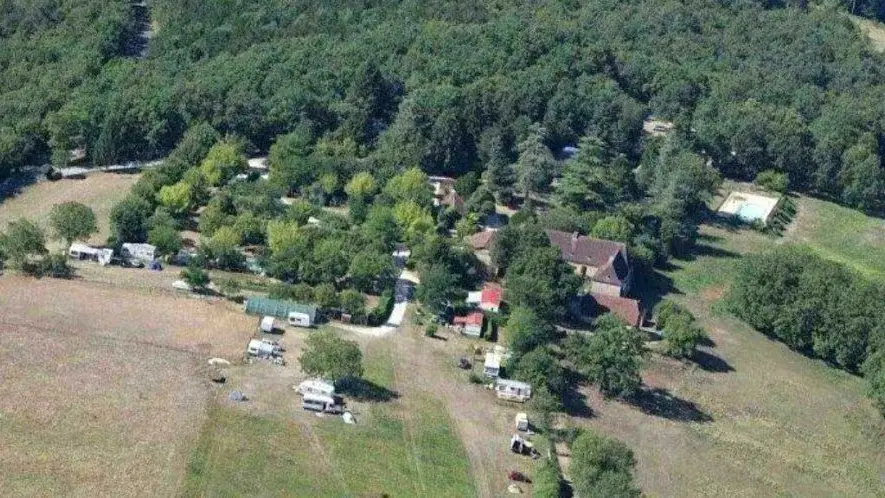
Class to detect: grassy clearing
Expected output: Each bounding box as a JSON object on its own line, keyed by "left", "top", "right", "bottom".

{"left": 850, "top": 14, "right": 885, "bottom": 52}
{"left": 594, "top": 199, "right": 885, "bottom": 496}
{"left": 0, "top": 173, "right": 138, "bottom": 250}
{"left": 182, "top": 340, "right": 475, "bottom": 497}
{"left": 787, "top": 196, "right": 885, "bottom": 282}
{"left": 182, "top": 407, "right": 340, "bottom": 497}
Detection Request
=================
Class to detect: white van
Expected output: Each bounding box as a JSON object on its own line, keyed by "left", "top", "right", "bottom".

{"left": 302, "top": 393, "right": 343, "bottom": 414}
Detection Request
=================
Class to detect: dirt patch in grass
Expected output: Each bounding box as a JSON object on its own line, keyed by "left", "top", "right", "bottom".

{"left": 0, "top": 173, "right": 139, "bottom": 250}
{"left": 0, "top": 274, "right": 255, "bottom": 360}
{"left": 0, "top": 325, "right": 208, "bottom": 497}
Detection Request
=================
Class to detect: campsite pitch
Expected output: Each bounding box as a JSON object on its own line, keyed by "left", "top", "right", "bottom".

{"left": 0, "top": 173, "right": 138, "bottom": 250}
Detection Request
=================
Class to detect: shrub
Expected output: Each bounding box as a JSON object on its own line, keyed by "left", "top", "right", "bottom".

{"left": 368, "top": 289, "right": 395, "bottom": 326}
{"left": 533, "top": 457, "right": 564, "bottom": 498}
{"left": 755, "top": 170, "right": 789, "bottom": 193}
{"left": 425, "top": 323, "right": 438, "bottom": 337}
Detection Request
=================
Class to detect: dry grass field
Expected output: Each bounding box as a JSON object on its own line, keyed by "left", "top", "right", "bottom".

{"left": 0, "top": 272, "right": 260, "bottom": 497}
{"left": 0, "top": 275, "right": 255, "bottom": 359}
{"left": 0, "top": 325, "right": 208, "bottom": 497}
{"left": 0, "top": 173, "right": 139, "bottom": 250}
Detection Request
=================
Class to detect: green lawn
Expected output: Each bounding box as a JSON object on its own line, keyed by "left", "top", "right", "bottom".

{"left": 788, "top": 196, "right": 885, "bottom": 283}
{"left": 182, "top": 342, "right": 475, "bottom": 497}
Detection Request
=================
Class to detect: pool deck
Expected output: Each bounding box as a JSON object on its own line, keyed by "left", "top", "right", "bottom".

{"left": 717, "top": 191, "right": 781, "bottom": 224}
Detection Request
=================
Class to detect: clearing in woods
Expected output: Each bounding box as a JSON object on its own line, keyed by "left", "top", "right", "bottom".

{"left": 0, "top": 173, "right": 139, "bottom": 250}
{"left": 592, "top": 193, "right": 885, "bottom": 496}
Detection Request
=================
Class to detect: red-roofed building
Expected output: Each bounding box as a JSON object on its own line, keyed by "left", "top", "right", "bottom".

{"left": 545, "top": 229, "right": 633, "bottom": 297}
{"left": 467, "top": 283, "right": 503, "bottom": 313}
{"left": 454, "top": 311, "right": 484, "bottom": 337}
{"left": 589, "top": 293, "right": 642, "bottom": 327}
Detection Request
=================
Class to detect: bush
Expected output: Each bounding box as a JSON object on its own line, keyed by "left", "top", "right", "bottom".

{"left": 425, "top": 323, "right": 438, "bottom": 337}
{"left": 468, "top": 372, "right": 485, "bottom": 384}
{"left": 533, "top": 457, "right": 565, "bottom": 498}
{"left": 755, "top": 170, "right": 789, "bottom": 193}
{"left": 368, "top": 289, "right": 395, "bottom": 326}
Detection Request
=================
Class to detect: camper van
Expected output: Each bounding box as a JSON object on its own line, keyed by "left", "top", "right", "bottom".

{"left": 302, "top": 393, "right": 343, "bottom": 414}
{"left": 260, "top": 316, "right": 277, "bottom": 333}
{"left": 483, "top": 352, "right": 502, "bottom": 378}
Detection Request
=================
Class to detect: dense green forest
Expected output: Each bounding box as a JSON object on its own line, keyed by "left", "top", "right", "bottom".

{"left": 2, "top": 0, "right": 885, "bottom": 212}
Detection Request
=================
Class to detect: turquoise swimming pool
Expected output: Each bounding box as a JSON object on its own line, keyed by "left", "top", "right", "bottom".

{"left": 736, "top": 202, "right": 767, "bottom": 222}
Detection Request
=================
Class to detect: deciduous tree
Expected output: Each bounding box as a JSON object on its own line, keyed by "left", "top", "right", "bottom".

{"left": 299, "top": 331, "right": 364, "bottom": 383}
{"left": 49, "top": 201, "right": 97, "bottom": 246}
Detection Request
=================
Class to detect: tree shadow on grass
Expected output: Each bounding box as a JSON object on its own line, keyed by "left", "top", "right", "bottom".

{"left": 691, "top": 349, "right": 734, "bottom": 373}
{"left": 337, "top": 377, "right": 400, "bottom": 403}
{"left": 0, "top": 167, "right": 42, "bottom": 205}
{"left": 561, "top": 384, "right": 594, "bottom": 419}
{"left": 625, "top": 387, "right": 712, "bottom": 423}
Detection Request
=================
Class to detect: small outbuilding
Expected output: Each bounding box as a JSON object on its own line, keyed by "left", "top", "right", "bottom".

{"left": 466, "top": 283, "right": 503, "bottom": 313}
{"left": 495, "top": 379, "right": 532, "bottom": 403}
{"left": 454, "top": 311, "right": 484, "bottom": 337}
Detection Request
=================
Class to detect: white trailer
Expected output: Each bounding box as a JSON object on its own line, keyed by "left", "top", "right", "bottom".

{"left": 121, "top": 243, "right": 157, "bottom": 263}
{"left": 287, "top": 311, "right": 312, "bottom": 328}
{"left": 295, "top": 378, "right": 335, "bottom": 397}
{"left": 247, "top": 339, "right": 279, "bottom": 357}
{"left": 68, "top": 242, "right": 113, "bottom": 266}
{"left": 495, "top": 379, "right": 532, "bottom": 403}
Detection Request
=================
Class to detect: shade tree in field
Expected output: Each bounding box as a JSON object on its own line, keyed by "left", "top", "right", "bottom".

{"left": 0, "top": 218, "right": 48, "bottom": 269}
{"left": 299, "top": 331, "right": 364, "bottom": 383}
{"left": 568, "top": 315, "right": 645, "bottom": 399}
{"left": 570, "top": 430, "right": 640, "bottom": 498}
{"left": 654, "top": 300, "right": 709, "bottom": 359}
{"left": 49, "top": 202, "right": 97, "bottom": 246}
{"left": 110, "top": 195, "right": 154, "bottom": 243}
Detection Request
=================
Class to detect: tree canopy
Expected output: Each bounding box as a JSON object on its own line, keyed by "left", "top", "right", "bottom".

{"left": 49, "top": 202, "right": 97, "bottom": 246}
{"left": 299, "top": 331, "right": 364, "bottom": 383}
